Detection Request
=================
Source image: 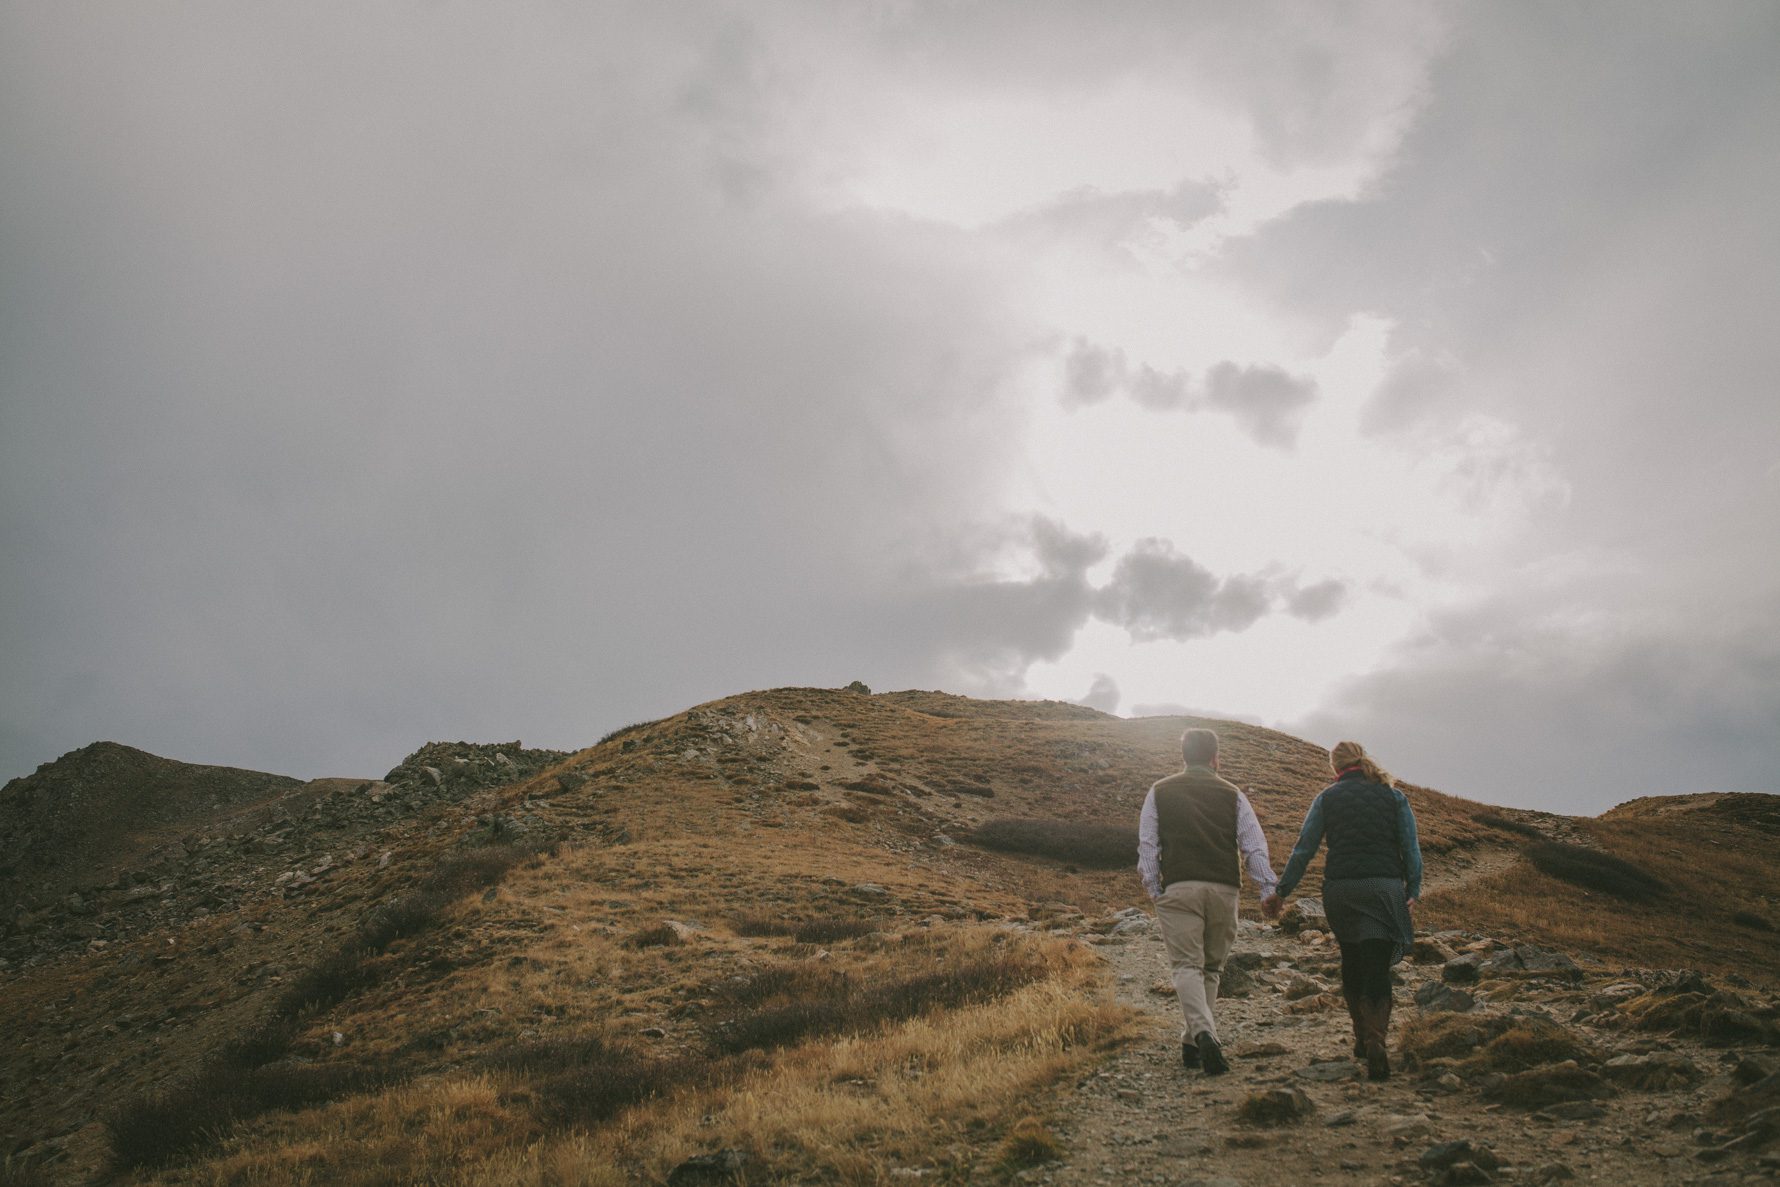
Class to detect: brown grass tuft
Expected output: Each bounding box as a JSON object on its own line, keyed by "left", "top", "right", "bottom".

{"left": 994, "top": 1116, "right": 1064, "bottom": 1173}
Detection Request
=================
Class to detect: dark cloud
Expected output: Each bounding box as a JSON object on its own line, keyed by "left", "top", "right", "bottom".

{"left": 1285, "top": 579, "right": 1350, "bottom": 623}
{"left": 1061, "top": 340, "right": 1126, "bottom": 407}
{"left": 1201, "top": 362, "right": 1319, "bottom": 449}
{"left": 1092, "top": 540, "right": 1271, "bottom": 642}
{"left": 0, "top": 6, "right": 1042, "bottom": 778}
{"left": 1292, "top": 598, "right": 1780, "bottom": 813}
{"left": 1057, "top": 341, "right": 1316, "bottom": 442}
{"left": 1077, "top": 674, "right": 1121, "bottom": 714}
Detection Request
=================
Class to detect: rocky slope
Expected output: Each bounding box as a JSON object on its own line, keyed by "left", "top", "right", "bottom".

{"left": 0, "top": 687, "right": 1774, "bottom": 1185}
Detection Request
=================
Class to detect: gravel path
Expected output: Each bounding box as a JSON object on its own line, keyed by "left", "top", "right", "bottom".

{"left": 1014, "top": 852, "right": 1757, "bottom": 1186}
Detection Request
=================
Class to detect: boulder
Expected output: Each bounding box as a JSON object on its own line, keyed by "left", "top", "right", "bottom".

{"left": 1421, "top": 1141, "right": 1502, "bottom": 1173}
{"left": 1276, "top": 898, "right": 1326, "bottom": 936}
{"left": 1236, "top": 1087, "right": 1315, "bottom": 1125}
{"left": 1603, "top": 1052, "right": 1702, "bottom": 1090}
{"left": 1416, "top": 982, "right": 1477, "bottom": 1013}
{"left": 1443, "top": 953, "right": 1486, "bottom": 984}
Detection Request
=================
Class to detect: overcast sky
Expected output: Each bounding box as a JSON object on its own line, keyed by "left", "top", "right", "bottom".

{"left": 3, "top": 2, "right": 1776, "bottom": 815}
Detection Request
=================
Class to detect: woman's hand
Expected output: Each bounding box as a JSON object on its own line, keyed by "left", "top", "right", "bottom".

{"left": 1262, "top": 894, "right": 1283, "bottom": 920}
{"left": 1406, "top": 896, "right": 1419, "bottom": 911}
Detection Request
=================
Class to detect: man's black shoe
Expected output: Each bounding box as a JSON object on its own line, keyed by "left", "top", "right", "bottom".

{"left": 1181, "top": 1038, "right": 1200, "bottom": 1069}
{"left": 1195, "top": 1031, "right": 1230, "bottom": 1076}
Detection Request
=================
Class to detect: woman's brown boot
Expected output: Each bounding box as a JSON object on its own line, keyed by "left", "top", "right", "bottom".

{"left": 1363, "top": 997, "right": 1392, "bottom": 1081}
{"left": 1344, "top": 990, "right": 1366, "bottom": 1058}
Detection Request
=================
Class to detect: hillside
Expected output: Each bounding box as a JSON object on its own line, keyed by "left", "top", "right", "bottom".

{"left": 1, "top": 688, "right": 1776, "bottom": 1184}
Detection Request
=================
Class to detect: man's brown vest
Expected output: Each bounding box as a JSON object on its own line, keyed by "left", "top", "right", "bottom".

{"left": 1154, "top": 765, "right": 1240, "bottom": 888}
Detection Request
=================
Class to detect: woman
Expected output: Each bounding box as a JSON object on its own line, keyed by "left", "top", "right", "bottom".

{"left": 1263, "top": 741, "right": 1422, "bottom": 1081}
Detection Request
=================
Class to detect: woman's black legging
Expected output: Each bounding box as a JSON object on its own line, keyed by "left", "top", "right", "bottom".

{"left": 1338, "top": 939, "right": 1396, "bottom": 1004}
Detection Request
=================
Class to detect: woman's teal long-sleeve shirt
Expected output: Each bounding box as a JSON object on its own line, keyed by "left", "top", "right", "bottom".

{"left": 1275, "top": 785, "right": 1423, "bottom": 901}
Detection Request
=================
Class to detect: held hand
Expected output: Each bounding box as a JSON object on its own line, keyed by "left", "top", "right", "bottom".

{"left": 1261, "top": 894, "right": 1282, "bottom": 921}
{"left": 1406, "top": 896, "right": 1419, "bottom": 911}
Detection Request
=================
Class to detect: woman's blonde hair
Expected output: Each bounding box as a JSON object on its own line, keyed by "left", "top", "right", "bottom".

{"left": 1330, "top": 740, "right": 1394, "bottom": 787}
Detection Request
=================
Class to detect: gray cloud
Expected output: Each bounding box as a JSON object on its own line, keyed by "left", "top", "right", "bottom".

{"left": 1058, "top": 341, "right": 1317, "bottom": 444}
{"left": 1218, "top": 3, "right": 1780, "bottom": 810}
{"left": 1201, "top": 362, "right": 1319, "bottom": 449}
{"left": 1291, "top": 597, "right": 1780, "bottom": 813}
{"left": 1077, "top": 674, "right": 1121, "bottom": 714}
{"left": 0, "top": 6, "right": 1044, "bottom": 778}
{"left": 1284, "top": 579, "right": 1350, "bottom": 623}
{"left": 1092, "top": 540, "right": 1272, "bottom": 642}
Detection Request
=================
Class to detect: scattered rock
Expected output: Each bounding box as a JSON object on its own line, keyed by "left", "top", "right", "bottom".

{"left": 1603, "top": 1051, "right": 1702, "bottom": 1090}
{"left": 1415, "top": 982, "right": 1477, "bottom": 1013}
{"left": 1381, "top": 1114, "right": 1433, "bottom": 1141}
{"left": 1486, "top": 944, "right": 1582, "bottom": 980}
{"left": 1483, "top": 1063, "right": 1614, "bottom": 1109}
{"left": 1275, "top": 898, "right": 1326, "bottom": 936}
{"left": 1297, "top": 1059, "right": 1360, "bottom": 1083}
{"left": 1443, "top": 953, "right": 1485, "bottom": 984}
{"left": 1232, "top": 1041, "right": 1289, "bottom": 1058}
{"left": 1236, "top": 1087, "right": 1315, "bottom": 1125}
{"left": 1282, "top": 974, "right": 1328, "bottom": 1001}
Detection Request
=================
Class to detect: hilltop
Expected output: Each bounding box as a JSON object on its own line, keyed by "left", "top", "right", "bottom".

{"left": 1, "top": 687, "right": 1776, "bottom": 1184}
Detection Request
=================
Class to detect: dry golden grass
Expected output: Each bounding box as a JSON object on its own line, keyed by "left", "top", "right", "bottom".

{"left": 1419, "top": 812, "right": 1780, "bottom": 982}
{"left": 153, "top": 949, "right": 1126, "bottom": 1186}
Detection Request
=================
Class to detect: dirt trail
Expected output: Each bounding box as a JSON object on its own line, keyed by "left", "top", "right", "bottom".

{"left": 1023, "top": 849, "right": 1738, "bottom": 1187}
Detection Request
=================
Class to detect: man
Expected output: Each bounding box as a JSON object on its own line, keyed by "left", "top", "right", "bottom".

{"left": 1137, "top": 728, "right": 1277, "bottom": 1074}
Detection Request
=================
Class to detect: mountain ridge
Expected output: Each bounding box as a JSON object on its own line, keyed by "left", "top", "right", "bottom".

{"left": 2, "top": 686, "right": 1775, "bottom": 1183}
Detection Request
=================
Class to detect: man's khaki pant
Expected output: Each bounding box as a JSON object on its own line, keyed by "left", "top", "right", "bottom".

{"left": 1155, "top": 879, "right": 1240, "bottom": 1040}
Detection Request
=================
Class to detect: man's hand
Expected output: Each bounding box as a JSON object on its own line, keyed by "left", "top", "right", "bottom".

{"left": 1406, "top": 896, "right": 1419, "bottom": 911}
{"left": 1261, "top": 894, "right": 1283, "bottom": 920}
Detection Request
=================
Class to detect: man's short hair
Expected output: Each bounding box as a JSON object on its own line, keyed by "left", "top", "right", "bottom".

{"left": 1181, "top": 728, "right": 1219, "bottom": 766}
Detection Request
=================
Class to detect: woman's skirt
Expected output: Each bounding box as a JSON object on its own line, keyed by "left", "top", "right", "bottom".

{"left": 1322, "top": 876, "right": 1414, "bottom": 965}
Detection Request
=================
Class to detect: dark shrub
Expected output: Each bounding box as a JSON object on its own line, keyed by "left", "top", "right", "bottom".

{"left": 710, "top": 951, "right": 1047, "bottom": 1053}
{"left": 1732, "top": 910, "right": 1775, "bottom": 932}
{"left": 0, "top": 1157, "right": 56, "bottom": 1187}
{"left": 1525, "top": 841, "right": 1665, "bottom": 902}
{"left": 211, "top": 1020, "right": 299, "bottom": 1071}
{"left": 105, "top": 1086, "right": 238, "bottom": 1171}
{"left": 966, "top": 818, "right": 1136, "bottom": 869}
{"left": 229, "top": 1061, "right": 389, "bottom": 1113}
{"left": 598, "top": 719, "right": 662, "bottom": 746}
{"left": 729, "top": 913, "right": 877, "bottom": 944}
{"left": 794, "top": 917, "right": 877, "bottom": 944}
{"left": 490, "top": 1036, "right": 693, "bottom": 1127}
{"left": 714, "top": 999, "right": 851, "bottom": 1053}
{"left": 712, "top": 964, "right": 850, "bottom": 1008}
{"left": 360, "top": 892, "right": 447, "bottom": 952}
{"left": 275, "top": 944, "right": 381, "bottom": 1016}
{"left": 625, "top": 923, "right": 682, "bottom": 949}
{"left": 1473, "top": 811, "right": 1541, "bottom": 838}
